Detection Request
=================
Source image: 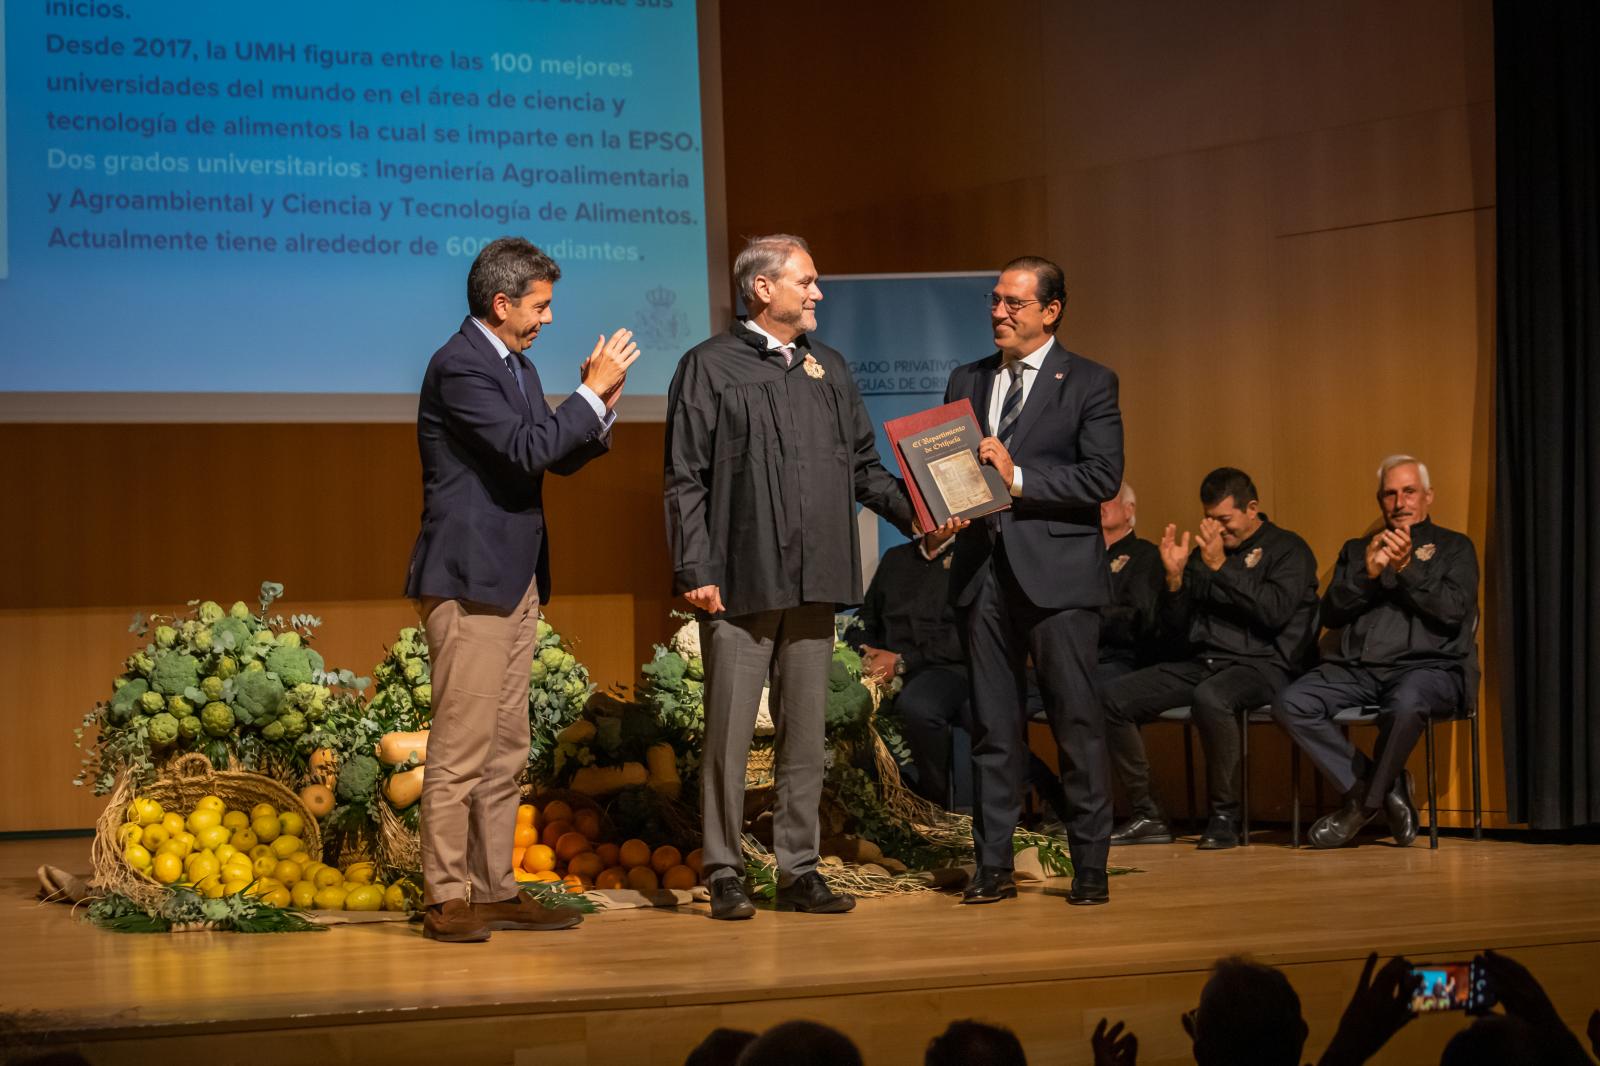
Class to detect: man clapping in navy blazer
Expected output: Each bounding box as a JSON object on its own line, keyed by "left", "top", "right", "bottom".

{"left": 404, "top": 236, "right": 639, "bottom": 943}
{"left": 936, "top": 256, "right": 1124, "bottom": 908}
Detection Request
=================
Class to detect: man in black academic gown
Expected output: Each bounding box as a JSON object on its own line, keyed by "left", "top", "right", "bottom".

{"left": 1273, "top": 455, "right": 1478, "bottom": 848}
{"left": 938, "top": 255, "right": 1125, "bottom": 907}
{"left": 663, "top": 234, "right": 950, "bottom": 921}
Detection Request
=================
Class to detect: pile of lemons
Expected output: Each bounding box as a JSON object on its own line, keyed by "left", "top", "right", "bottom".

{"left": 120, "top": 794, "right": 416, "bottom": 912}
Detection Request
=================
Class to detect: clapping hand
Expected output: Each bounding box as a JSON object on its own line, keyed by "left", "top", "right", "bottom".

{"left": 1196, "top": 517, "right": 1227, "bottom": 571}
{"left": 580, "top": 328, "right": 641, "bottom": 409}
{"left": 1364, "top": 532, "right": 1393, "bottom": 579}
{"left": 1091, "top": 1018, "right": 1138, "bottom": 1066}
{"left": 1382, "top": 526, "right": 1413, "bottom": 573}
{"left": 1159, "top": 523, "right": 1192, "bottom": 590}
{"left": 1317, "top": 952, "right": 1421, "bottom": 1066}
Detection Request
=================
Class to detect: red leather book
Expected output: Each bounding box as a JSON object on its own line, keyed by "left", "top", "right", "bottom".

{"left": 885, "top": 398, "right": 1011, "bottom": 532}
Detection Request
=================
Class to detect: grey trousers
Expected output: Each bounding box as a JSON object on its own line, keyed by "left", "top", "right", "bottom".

{"left": 699, "top": 603, "right": 834, "bottom": 887}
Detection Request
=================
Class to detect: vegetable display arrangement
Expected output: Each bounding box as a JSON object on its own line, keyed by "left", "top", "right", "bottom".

{"left": 76, "top": 582, "right": 368, "bottom": 794}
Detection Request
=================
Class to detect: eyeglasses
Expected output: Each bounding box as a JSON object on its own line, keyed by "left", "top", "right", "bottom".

{"left": 986, "top": 293, "right": 1039, "bottom": 313}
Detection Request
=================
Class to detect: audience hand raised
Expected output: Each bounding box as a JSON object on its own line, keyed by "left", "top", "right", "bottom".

{"left": 1159, "top": 523, "right": 1192, "bottom": 588}
{"left": 1091, "top": 1017, "right": 1138, "bottom": 1066}
{"left": 1317, "top": 952, "right": 1420, "bottom": 1066}
{"left": 1197, "top": 517, "right": 1227, "bottom": 571}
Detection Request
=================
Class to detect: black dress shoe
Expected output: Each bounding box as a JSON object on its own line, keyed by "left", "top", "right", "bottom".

{"left": 960, "top": 866, "right": 1018, "bottom": 904}
{"left": 1309, "top": 799, "right": 1378, "bottom": 849}
{"left": 709, "top": 877, "right": 756, "bottom": 920}
{"left": 1110, "top": 816, "right": 1174, "bottom": 845}
{"left": 1196, "top": 816, "right": 1240, "bottom": 850}
{"left": 1384, "top": 770, "right": 1419, "bottom": 847}
{"left": 775, "top": 871, "right": 855, "bottom": 913}
{"left": 1067, "top": 867, "right": 1110, "bottom": 906}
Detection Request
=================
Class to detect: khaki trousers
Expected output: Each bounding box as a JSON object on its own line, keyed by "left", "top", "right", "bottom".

{"left": 418, "top": 575, "right": 538, "bottom": 906}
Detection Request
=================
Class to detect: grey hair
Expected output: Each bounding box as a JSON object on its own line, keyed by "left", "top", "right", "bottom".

{"left": 734, "top": 233, "right": 811, "bottom": 306}
{"left": 1117, "top": 481, "right": 1137, "bottom": 528}
{"left": 1377, "top": 454, "right": 1431, "bottom": 490}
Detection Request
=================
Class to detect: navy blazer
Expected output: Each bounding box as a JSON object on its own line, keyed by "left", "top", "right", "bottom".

{"left": 404, "top": 316, "right": 610, "bottom": 612}
{"left": 944, "top": 343, "right": 1124, "bottom": 611}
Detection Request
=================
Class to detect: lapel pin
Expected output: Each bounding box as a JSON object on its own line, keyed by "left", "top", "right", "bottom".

{"left": 1054, "top": 371, "right": 1064, "bottom": 380}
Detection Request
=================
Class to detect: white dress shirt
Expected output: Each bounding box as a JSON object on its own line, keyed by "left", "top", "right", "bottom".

{"left": 471, "top": 317, "right": 613, "bottom": 429}
{"left": 985, "top": 335, "right": 1054, "bottom": 497}
{"left": 744, "top": 318, "right": 799, "bottom": 364}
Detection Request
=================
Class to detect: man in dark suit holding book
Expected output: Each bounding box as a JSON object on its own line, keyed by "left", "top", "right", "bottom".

{"left": 934, "top": 256, "right": 1125, "bottom": 906}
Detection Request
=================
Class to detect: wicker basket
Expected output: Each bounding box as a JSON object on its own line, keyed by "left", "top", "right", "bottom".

{"left": 91, "top": 752, "right": 322, "bottom": 909}
{"left": 376, "top": 799, "right": 422, "bottom": 878}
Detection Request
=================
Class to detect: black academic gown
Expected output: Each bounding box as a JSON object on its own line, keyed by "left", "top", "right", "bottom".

{"left": 663, "top": 320, "right": 915, "bottom": 618}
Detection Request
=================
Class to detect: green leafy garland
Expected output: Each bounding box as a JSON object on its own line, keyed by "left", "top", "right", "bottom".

{"left": 85, "top": 886, "right": 326, "bottom": 934}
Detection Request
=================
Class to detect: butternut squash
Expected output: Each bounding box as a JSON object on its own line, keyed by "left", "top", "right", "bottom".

{"left": 569, "top": 761, "right": 647, "bottom": 797}
{"left": 307, "top": 747, "right": 338, "bottom": 787}
{"left": 645, "top": 742, "right": 681, "bottom": 800}
{"left": 376, "top": 730, "right": 428, "bottom": 766}
{"left": 384, "top": 765, "right": 425, "bottom": 808}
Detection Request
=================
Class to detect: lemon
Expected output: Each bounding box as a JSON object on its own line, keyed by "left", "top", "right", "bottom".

{"left": 259, "top": 887, "right": 292, "bottom": 909}
{"left": 252, "top": 854, "right": 278, "bottom": 878}
{"left": 214, "top": 843, "right": 238, "bottom": 864}
{"left": 116, "top": 823, "right": 144, "bottom": 849}
{"left": 344, "top": 886, "right": 383, "bottom": 912}
{"left": 300, "top": 861, "right": 326, "bottom": 883}
{"left": 186, "top": 808, "right": 221, "bottom": 834}
{"left": 289, "top": 851, "right": 310, "bottom": 866}
{"left": 123, "top": 843, "right": 153, "bottom": 870}
{"left": 312, "top": 886, "right": 348, "bottom": 910}
{"left": 250, "top": 803, "right": 278, "bottom": 822}
{"left": 290, "top": 881, "right": 317, "bottom": 909}
{"left": 249, "top": 844, "right": 274, "bottom": 861}
{"left": 156, "top": 839, "right": 188, "bottom": 859}
{"left": 269, "top": 835, "right": 300, "bottom": 860}
{"left": 195, "top": 873, "right": 225, "bottom": 899}
{"left": 196, "top": 795, "right": 225, "bottom": 814}
{"left": 152, "top": 852, "right": 183, "bottom": 884}
{"left": 222, "top": 877, "right": 252, "bottom": 896}
{"left": 160, "top": 812, "right": 186, "bottom": 837}
{"left": 222, "top": 810, "right": 249, "bottom": 831}
{"left": 140, "top": 824, "right": 169, "bottom": 850}
{"left": 272, "top": 860, "right": 303, "bottom": 886}
{"left": 173, "top": 832, "right": 196, "bottom": 856}
{"left": 313, "top": 866, "right": 343, "bottom": 890}
{"left": 228, "top": 828, "right": 258, "bottom": 851}
{"left": 197, "top": 825, "right": 231, "bottom": 851}
{"left": 222, "top": 857, "right": 253, "bottom": 883}
{"left": 188, "top": 852, "right": 220, "bottom": 883}
{"left": 278, "top": 811, "right": 305, "bottom": 838}
{"left": 249, "top": 815, "right": 280, "bottom": 844}
{"left": 129, "top": 798, "right": 163, "bottom": 825}
{"left": 382, "top": 883, "right": 409, "bottom": 912}
{"left": 343, "top": 862, "right": 375, "bottom": 886}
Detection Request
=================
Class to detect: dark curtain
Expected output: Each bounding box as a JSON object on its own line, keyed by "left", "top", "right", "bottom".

{"left": 1493, "top": 0, "right": 1600, "bottom": 828}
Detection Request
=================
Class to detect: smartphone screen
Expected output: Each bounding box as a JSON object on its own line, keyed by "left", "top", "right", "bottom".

{"left": 1410, "top": 962, "right": 1474, "bottom": 1012}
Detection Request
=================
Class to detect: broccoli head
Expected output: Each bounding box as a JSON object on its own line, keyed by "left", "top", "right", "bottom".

{"left": 201, "top": 701, "right": 235, "bottom": 738}
{"left": 260, "top": 720, "right": 285, "bottom": 742}
{"left": 265, "top": 645, "right": 323, "bottom": 687}
{"left": 686, "top": 656, "right": 704, "bottom": 682}
{"left": 178, "top": 715, "right": 203, "bottom": 742}
{"left": 110, "top": 678, "right": 149, "bottom": 715}
{"left": 336, "top": 753, "right": 382, "bottom": 804}
{"left": 412, "top": 683, "right": 431, "bottom": 709}
{"left": 833, "top": 645, "right": 863, "bottom": 678}
{"left": 824, "top": 680, "right": 873, "bottom": 731}
{"left": 528, "top": 659, "right": 548, "bottom": 683}
{"left": 643, "top": 653, "right": 687, "bottom": 690}
{"left": 275, "top": 710, "right": 307, "bottom": 740}
{"left": 538, "top": 647, "right": 565, "bottom": 671}
{"left": 275, "top": 630, "right": 302, "bottom": 648}
{"left": 402, "top": 657, "right": 426, "bottom": 684}
{"left": 211, "top": 617, "right": 252, "bottom": 653}
{"left": 147, "top": 712, "right": 181, "bottom": 746}
{"left": 150, "top": 651, "right": 201, "bottom": 696}
{"left": 127, "top": 651, "right": 154, "bottom": 678}
{"left": 231, "top": 670, "right": 284, "bottom": 726}
{"left": 536, "top": 619, "right": 554, "bottom": 643}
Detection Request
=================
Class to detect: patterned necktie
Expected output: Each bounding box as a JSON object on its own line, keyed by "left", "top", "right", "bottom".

{"left": 504, "top": 354, "right": 527, "bottom": 407}
{"left": 996, "top": 362, "right": 1024, "bottom": 447}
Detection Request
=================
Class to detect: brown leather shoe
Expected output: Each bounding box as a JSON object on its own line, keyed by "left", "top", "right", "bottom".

{"left": 474, "top": 892, "right": 584, "bottom": 932}
{"left": 423, "top": 898, "right": 491, "bottom": 943}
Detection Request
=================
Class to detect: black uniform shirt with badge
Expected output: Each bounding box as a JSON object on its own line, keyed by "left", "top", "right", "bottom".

{"left": 1101, "top": 532, "right": 1164, "bottom": 668}
{"left": 1159, "top": 516, "right": 1320, "bottom": 672}
{"left": 663, "top": 320, "right": 915, "bottom": 618}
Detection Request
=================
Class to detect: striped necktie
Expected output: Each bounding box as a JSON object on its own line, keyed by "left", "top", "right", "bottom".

{"left": 996, "top": 362, "right": 1024, "bottom": 448}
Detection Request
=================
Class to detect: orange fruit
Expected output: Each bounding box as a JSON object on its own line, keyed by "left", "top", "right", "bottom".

{"left": 555, "top": 831, "right": 592, "bottom": 862}
{"left": 573, "top": 808, "right": 602, "bottom": 840}
{"left": 513, "top": 824, "right": 539, "bottom": 849}
{"left": 567, "top": 852, "right": 604, "bottom": 880}
{"left": 541, "top": 820, "right": 574, "bottom": 849}
{"left": 625, "top": 866, "right": 659, "bottom": 892}
{"left": 618, "top": 838, "right": 651, "bottom": 868}
{"left": 685, "top": 848, "right": 705, "bottom": 878}
{"left": 662, "top": 865, "right": 697, "bottom": 890}
{"left": 650, "top": 845, "right": 682, "bottom": 875}
{"left": 595, "top": 842, "right": 621, "bottom": 868}
{"left": 561, "top": 873, "right": 587, "bottom": 894}
{"left": 540, "top": 799, "right": 573, "bottom": 829}
{"left": 595, "top": 866, "right": 627, "bottom": 890}
{"left": 516, "top": 803, "right": 537, "bottom": 826}
{"left": 529, "top": 869, "right": 560, "bottom": 883}
{"left": 521, "top": 844, "right": 557, "bottom": 873}
{"left": 512, "top": 846, "right": 526, "bottom": 871}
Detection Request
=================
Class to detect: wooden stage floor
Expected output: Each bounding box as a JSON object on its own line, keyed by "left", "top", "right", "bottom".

{"left": 2, "top": 833, "right": 1597, "bottom": 1065}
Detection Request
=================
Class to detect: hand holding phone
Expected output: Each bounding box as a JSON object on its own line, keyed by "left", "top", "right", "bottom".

{"left": 1408, "top": 960, "right": 1498, "bottom": 1014}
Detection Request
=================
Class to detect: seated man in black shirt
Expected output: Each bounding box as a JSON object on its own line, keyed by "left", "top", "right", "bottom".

{"left": 1272, "top": 455, "right": 1478, "bottom": 848}
{"left": 1104, "top": 467, "right": 1319, "bottom": 850}
{"left": 1098, "top": 481, "right": 1165, "bottom": 683}
{"left": 852, "top": 539, "right": 969, "bottom": 808}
